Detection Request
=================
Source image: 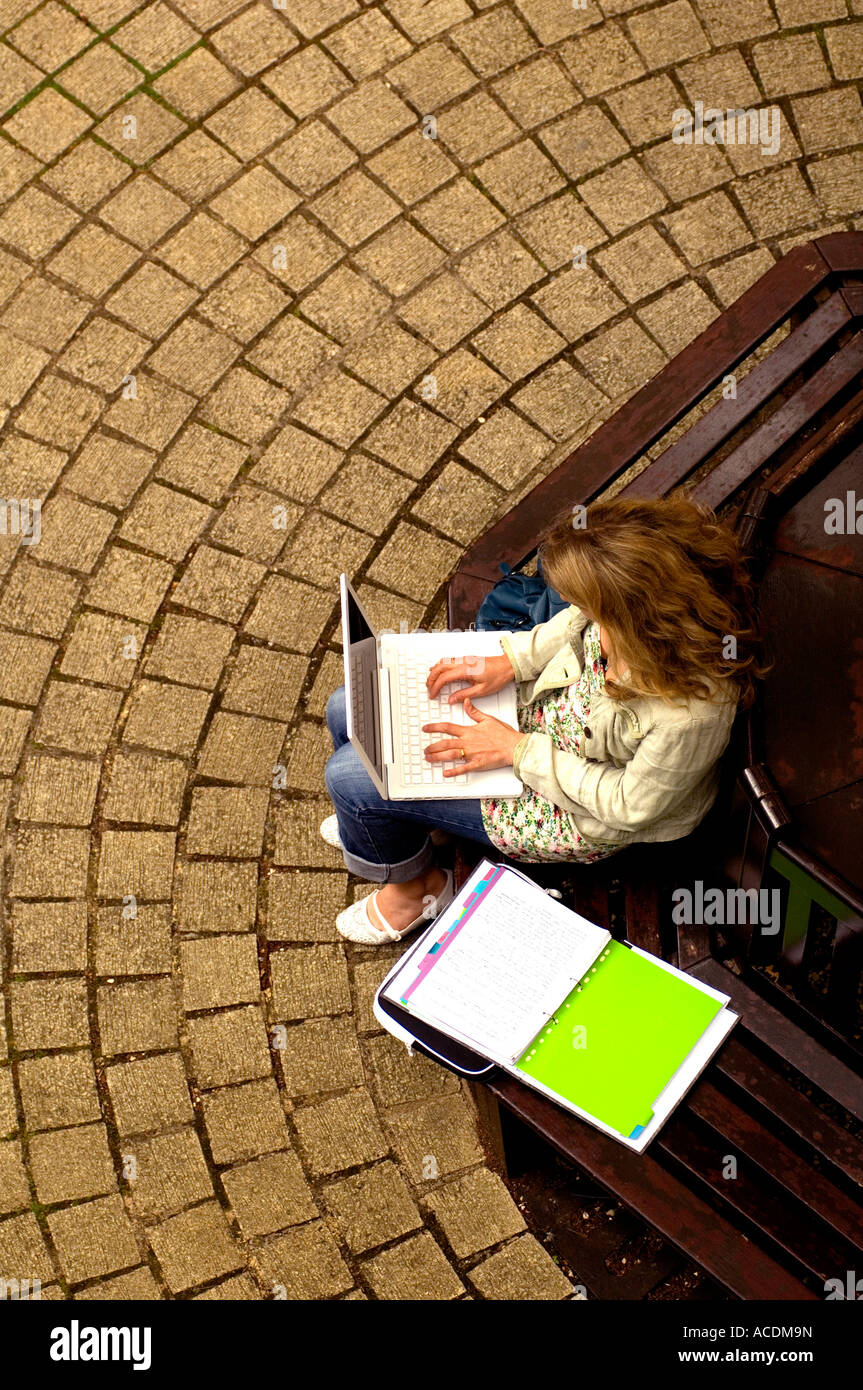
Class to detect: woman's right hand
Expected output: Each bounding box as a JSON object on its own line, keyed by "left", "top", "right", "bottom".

{"left": 426, "top": 652, "right": 516, "bottom": 706}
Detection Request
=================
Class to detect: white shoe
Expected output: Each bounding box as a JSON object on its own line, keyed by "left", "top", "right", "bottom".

{"left": 336, "top": 869, "right": 454, "bottom": 944}
{"left": 320, "top": 814, "right": 341, "bottom": 848}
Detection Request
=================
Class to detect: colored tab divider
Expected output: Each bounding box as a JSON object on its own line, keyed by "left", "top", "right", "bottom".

{"left": 399, "top": 862, "right": 505, "bottom": 1005}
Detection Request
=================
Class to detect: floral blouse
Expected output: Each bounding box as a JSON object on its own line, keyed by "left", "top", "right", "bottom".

{"left": 481, "top": 621, "right": 622, "bottom": 864}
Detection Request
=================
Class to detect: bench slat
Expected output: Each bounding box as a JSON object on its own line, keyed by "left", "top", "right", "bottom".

{"left": 816, "top": 231, "right": 863, "bottom": 271}
{"left": 572, "top": 875, "right": 613, "bottom": 932}
{"left": 686, "top": 1079, "right": 863, "bottom": 1249}
{"left": 619, "top": 291, "right": 854, "bottom": 500}
{"left": 693, "top": 332, "right": 863, "bottom": 508}
{"left": 624, "top": 877, "right": 663, "bottom": 956}
{"left": 447, "top": 569, "right": 495, "bottom": 630}
{"left": 692, "top": 958, "right": 863, "bottom": 1120}
{"left": 658, "top": 1115, "right": 856, "bottom": 1283}
{"left": 758, "top": 381, "right": 863, "bottom": 509}
{"left": 715, "top": 1036, "right": 863, "bottom": 1188}
{"left": 486, "top": 1071, "right": 816, "bottom": 1299}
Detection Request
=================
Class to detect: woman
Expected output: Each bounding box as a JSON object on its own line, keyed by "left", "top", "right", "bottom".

{"left": 324, "top": 494, "right": 764, "bottom": 945}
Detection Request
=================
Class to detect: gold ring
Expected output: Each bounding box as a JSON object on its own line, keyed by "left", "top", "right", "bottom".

{"left": 459, "top": 746, "right": 466, "bottom": 760}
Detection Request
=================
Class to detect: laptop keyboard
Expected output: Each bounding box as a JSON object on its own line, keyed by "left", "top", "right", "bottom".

{"left": 398, "top": 658, "right": 468, "bottom": 785}
{"left": 349, "top": 650, "right": 365, "bottom": 725}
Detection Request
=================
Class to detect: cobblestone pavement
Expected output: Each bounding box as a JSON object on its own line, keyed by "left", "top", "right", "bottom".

{"left": 0, "top": 0, "right": 860, "bottom": 1302}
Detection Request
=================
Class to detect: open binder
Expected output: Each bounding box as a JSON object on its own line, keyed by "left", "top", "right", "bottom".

{"left": 374, "top": 859, "right": 738, "bottom": 1152}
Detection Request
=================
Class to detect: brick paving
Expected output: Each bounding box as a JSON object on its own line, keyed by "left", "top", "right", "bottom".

{"left": 0, "top": 0, "right": 860, "bottom": 1301}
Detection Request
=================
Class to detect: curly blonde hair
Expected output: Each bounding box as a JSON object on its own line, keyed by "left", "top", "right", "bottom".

{"left": 539, "top": 494, "right": 766, "bottom": 709}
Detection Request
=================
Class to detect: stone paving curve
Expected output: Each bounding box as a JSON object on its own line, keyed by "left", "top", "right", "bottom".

{"left": 0, "top": 0, "right": 860, "bottom": 1300}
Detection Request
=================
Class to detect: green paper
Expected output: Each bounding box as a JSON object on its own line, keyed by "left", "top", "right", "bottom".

{"left": 515, "top": 941, "right": 723, "bottom": 1136}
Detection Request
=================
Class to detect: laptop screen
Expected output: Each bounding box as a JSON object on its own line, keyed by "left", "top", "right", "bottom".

{"left": 343, "top": 582, "right": 383, "bottom": 786}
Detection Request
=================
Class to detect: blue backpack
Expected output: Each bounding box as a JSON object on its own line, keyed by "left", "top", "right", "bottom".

{"left": 475, "top": 558, "right": 569, "bottom": 632}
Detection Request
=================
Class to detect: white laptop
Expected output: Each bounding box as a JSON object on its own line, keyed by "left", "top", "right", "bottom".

{"left": 340, "top": 574, "right": 523, "bottom": 801}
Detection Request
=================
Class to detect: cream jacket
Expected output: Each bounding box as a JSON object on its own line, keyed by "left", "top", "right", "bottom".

{"left": 499, "top": 605, "right": 737, "bottom": 847}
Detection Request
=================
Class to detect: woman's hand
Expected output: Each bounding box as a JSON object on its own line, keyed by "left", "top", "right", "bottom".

{"left": 423, "top": 698, "right": 522, "bottom": 777}
{"left": 426, "top": 652, "right": 515, "bottom": 705}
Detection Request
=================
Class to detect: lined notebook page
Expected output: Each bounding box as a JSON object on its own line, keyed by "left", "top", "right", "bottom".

{"left": 389, "top": 869, "right": 609, "bottom": 1063}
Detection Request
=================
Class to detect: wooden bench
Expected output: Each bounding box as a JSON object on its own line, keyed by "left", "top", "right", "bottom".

{"left": 445, "top": 233, "right": 863, "bottom": 1300}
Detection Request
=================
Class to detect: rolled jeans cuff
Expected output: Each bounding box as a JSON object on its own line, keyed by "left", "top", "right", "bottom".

{"left": 340, "top": 834, "right": 435, "bottom": 884}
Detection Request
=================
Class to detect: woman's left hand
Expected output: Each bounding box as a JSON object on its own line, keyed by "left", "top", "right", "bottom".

{"left": 422, "top": 698, "right": 522, "bottom": 777}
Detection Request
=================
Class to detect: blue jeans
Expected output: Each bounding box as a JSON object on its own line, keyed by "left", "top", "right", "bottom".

{"left": 324, "top": 685, "right": 497, "bottom": 882}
